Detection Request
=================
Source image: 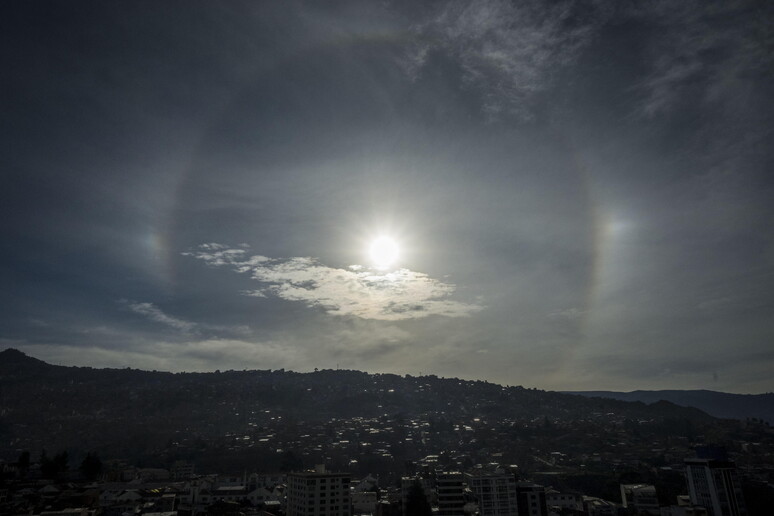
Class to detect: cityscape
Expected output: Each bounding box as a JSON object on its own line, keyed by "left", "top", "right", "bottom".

{"left": 2, "top": 1, "right": 773, "bottom": 516}
{"left": 1, "top": 349, "right": 772, "bottom": 515}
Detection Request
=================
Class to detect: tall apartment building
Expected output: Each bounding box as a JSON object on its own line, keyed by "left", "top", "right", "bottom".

{"left": 435, "top": 471, "right": 466, "bottom": 516}
{"left": 685, "top": 458, "right": 747, "bottom": 516}
{"left": 466, "top": 469, "right": 518, "bottom": 516}
{"left": 515, "top": 482, "right": 548, "bottom": 516}
{"left": 287, "top": 465, "right": 351, "bottom": 516}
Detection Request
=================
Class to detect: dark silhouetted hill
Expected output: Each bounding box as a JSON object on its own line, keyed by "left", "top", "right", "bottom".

{"left": 569, "top": 390, "right": 774, "bottom": 423}
{"left": 0, "top": 349, "right": 736, "bottom": 469}
{"left": 0, "top": 347, "right": 51, "bottom": 369}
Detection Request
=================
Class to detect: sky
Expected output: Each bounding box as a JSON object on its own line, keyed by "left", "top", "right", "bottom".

{"left": 1, "top": 0, "right": 773, "bottom": 393}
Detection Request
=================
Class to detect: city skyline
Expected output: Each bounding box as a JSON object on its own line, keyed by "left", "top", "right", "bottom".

{"left": 2, "top": 1, "right": 773, "bottom": 393}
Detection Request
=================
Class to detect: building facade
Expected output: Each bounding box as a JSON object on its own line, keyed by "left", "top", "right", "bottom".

{"left": 515, "top": 482, "right": 548, "bottom": 516}
{"left": 466, "top": 470, "right": 518, "bottom": 516}
{"left": 287, "top": 466, "right": 351, "bottom": 516}
{"left": 620, "top": 483, "right": 659, "bottom": 515}
{"left": 435, "top": 471, "right": 465, "bottom": 516}
{"left": 685, "top": 459, "right": 747, "bottom": 516}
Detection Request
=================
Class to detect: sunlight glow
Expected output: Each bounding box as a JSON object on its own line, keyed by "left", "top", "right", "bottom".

{"left": 369, "top": 237, "right": 399, "bottom": 269}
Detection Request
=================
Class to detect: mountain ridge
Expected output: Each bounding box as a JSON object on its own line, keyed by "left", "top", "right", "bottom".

{"left": 2, "top": 347, "right": 762, "bottom": 476}
{"left": 4, "top": 348, "right": 769, "bottom": 399}
{"left": 569, "top": 389, "right": 774, "bottom": 424}
{"left": 0, "top": 347, "right": 50, "bottom": 366}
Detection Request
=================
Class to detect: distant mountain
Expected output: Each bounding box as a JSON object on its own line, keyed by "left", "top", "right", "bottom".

{"left": 569, "top": 390, "right": 774, "bottom": 423}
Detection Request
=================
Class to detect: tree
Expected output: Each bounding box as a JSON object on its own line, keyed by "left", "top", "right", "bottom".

{"left": 280, "top": 450, "right": 303, "bottom": 472}
{"left": 404, "top": 481, "right": 432, "bottom": 516}
{"left": 80, "top": 452, "right": 103, "bottom": 481}
{"left": 40, "top": 450, "right": 69, "bottom": 480}
{"left": 40, "top": 450, "right": 55, "bottom": 479}
{"left": 53, "top": 451, "right": 69, "bottom": 476}
{"left": 17, "top": 450, "right": 30, "bottom": 478}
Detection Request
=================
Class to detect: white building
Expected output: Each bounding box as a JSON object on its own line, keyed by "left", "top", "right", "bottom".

{"left": 287, "top": 465, "right": 351, "bottom": 516}
{"left": 466, "top": 470, "right": 518, "bottom": 516}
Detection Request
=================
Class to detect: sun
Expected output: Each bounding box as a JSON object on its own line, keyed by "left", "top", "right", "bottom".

{"left": 369, "top": 236, "right": 399, "bottom": 269}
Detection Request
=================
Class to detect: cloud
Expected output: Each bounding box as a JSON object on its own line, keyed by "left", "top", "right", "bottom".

{"left": 13, "top": 339, "right": 300, "bottom": 373}
{"left": 404, "top": 0, "right": 599, "bottom": 120}
{"left": 185, "top": 244, "right": 483, "bottom": 321}
{"left": 126, "top": 301, "right": 252, "bottom": 338}
{"left": 400, "top": 0, "right": 771, "bottom": 123}
{"left": 548, "top": 307, "right": 585, "bottom": 321}
{"left": 128, "top": 302, "right": 198, "bottom": 332}
{"left": 8, "top": 320, "right": 416, "bottom": 374}
{"left": 633, "top": 0, "right": 773, "bottom": 117}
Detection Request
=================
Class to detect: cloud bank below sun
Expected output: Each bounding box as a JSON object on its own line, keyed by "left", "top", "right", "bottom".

{"left": 185, "top": 244, "right": 483, "bottom": 321}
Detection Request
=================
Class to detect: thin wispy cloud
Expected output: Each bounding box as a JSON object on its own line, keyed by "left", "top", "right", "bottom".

{"left": 128, "top": 302, "right": 198, "bottom": 332}
{"left": 185, "top": 244, "right": 483, "bottom": 321}
{"left": 127, "top": 300, "right": 251, "bottom": 338}
{"left": 404, "top": 0, "right": 770, "bottom": 123}
{"left": 630, "top": 0, "right": 772, "bottom": 117}
{"left": 405, "top": 0, "right": 598, "bottom": 120}
{"left": 548, "top": 307, "right": 585, "bottom": 321}
{"left": 13, "top": 339, "right": 299, "bottom": 373}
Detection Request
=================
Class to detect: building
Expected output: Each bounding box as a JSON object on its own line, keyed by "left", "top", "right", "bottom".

{"left": 435, "top": 471, "right": 465, "bottom": 516}
{"left": 352, "top": 475, "right": 379, "bottom": 493}
{"left": 685, "top": 458, "right": 747, "bottom": 516}
{"left": 545, "top": 489, "right": 583, "bottom": 512}
{"left": 465, "top": 469, "right": 518, "bottom": 516}
{"left": 582, "top": 496, "right": 619, "bottom": 516}
{"left": 287, "top": 465, "right": 351, "bottom": 516}
{"left": 620, "top": 484, "right": 659, "bottom": 515}
{"left": 351, "top": 491, "right": 377, "bottom": 515}
{"left": 515, "top": 483, "right": 548, "bottom": 516}
{"left": 660, "top": 505, "right": 709, "bottom": 516}
{"left": 401, "top": 474, "right": 434, "bottom": 514}
{"left": 170, "top": 461, "right": 195, "bottom": 480}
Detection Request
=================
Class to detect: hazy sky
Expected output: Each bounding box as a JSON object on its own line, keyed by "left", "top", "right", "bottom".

{"left": 2, "top": 1, "right": 773, "bottom": 392}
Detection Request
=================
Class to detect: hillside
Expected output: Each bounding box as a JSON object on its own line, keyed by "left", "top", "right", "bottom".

{"left": 0, "top": 348, "right": 750, "bottom": 475}
{"left": 570, "top": 390, "right": 774, "bottom": 424}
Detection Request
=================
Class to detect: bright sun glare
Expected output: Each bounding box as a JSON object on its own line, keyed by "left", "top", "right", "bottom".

{"left": 369, "top": 237, "right": 399, "bottom": 269}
